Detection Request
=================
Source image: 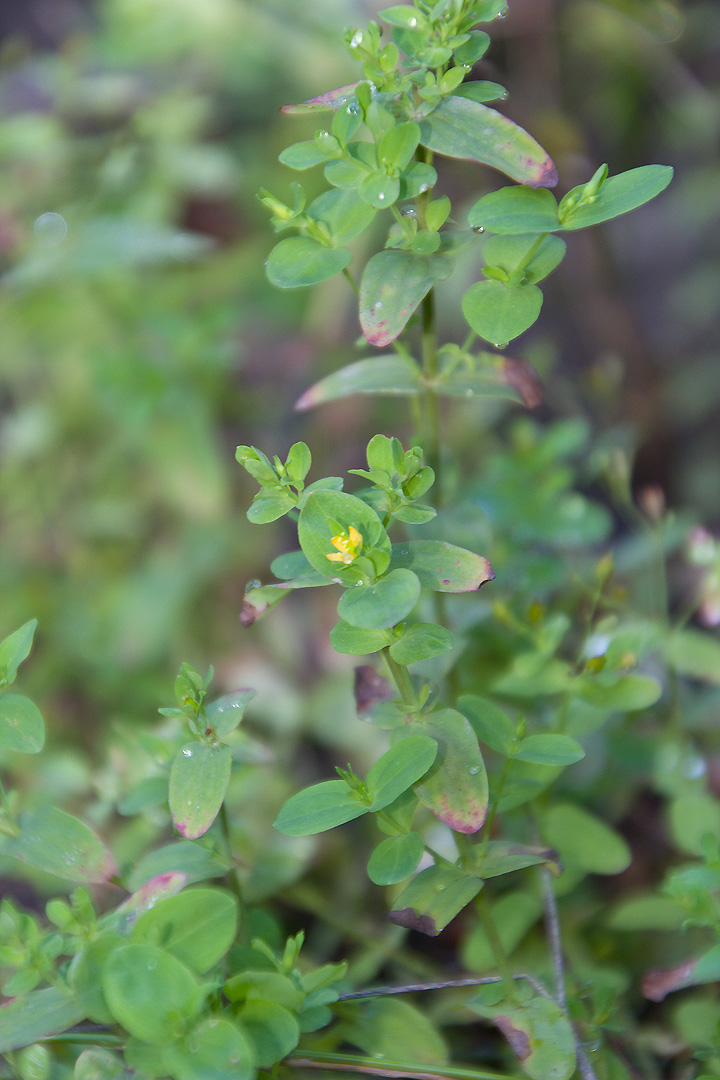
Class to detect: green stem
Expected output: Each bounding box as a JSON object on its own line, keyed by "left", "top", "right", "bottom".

{"left": 383, "top": 647, "right": 420, "bottom": 709}
{"left": 476, "top": 894, "right": 516, "bottom": 1000}
{"left": 513, "top": 232, "right": 548, "bottom": 275}
{"left": 342, "top": 266, "right": 360, "bottom": 296}
{"left": 284, "top": 1050, "right": 520, "bottom": 1080}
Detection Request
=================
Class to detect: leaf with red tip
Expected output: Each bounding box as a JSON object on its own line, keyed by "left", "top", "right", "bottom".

{"left": 169, "top": 742, "right": 232, "bottom": 840}
{"left": 644, "top": 943, "right": 720, "bottom": 1002}
{"left": 394, "top": 710, "right": 488, "bottom": 833}
{"left": 360, "top": 249, "right": 455, "bottom": 347}
{"left": 110, "top": 872, "right": 188, "bottom": 931}
{"left": 6, "top": 807, "right": 115, "bottom": 884}
{"left": 389, "top": 864, "right": 483, "bottom": 935}
{"left": 419, "top": 97, "right": 558, "bottom": 188}
{"left": 389, "top": 540, "right": 494, "bottom": 592}
{"left": 281, "top": 83, "right": 361, "bottom": 115}
{"left": 296, "top": 356, "right": 422, "bottom": 410}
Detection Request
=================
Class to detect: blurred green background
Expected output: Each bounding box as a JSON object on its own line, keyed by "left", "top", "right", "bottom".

{"left": 0, "top": 0, "right": 717, "bottom": 739}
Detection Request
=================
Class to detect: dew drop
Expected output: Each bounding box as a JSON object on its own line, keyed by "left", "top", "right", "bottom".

{"left": 494, "top": 342, "right": 509, "bottom": 350}
{"left": 34, "top": 212, "right": 67, "bottom": 245}
{"left": 377, "top": 193, "right": 386, "bottom": 202}
{"left": 418, "top": 184, "right": 429, "bottom": 193}
{"left": 472, "top": 225, "right": 485, "bottom": 234}
{"left": 469, "top": 765, "right": 481, "bottom": 775}
{"left": 401, "top": 206, "right": 417, "bottom": 218}
{"left": 408, "top": 16, "right": 418, "bottom": 27}
{"left": 347, "top": 101, "right": 361, "bottom": 115}
{"left": 465, "top": 389, "right": 473, "bottom": 397}
{"left": 147, "top": 959, "right": 157, "bottom": 971}
{"left": 350, "top": 30, "right": 363, "bottom": 48}
{"left": 182, "top": 747, "right": 193, "bottom": 757}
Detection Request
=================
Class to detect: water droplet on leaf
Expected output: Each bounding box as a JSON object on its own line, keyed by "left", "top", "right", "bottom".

{"left": 350, "top": 30, "right": 363, "bottom": 48}
{"left": 472, "top": 225, "right": 485, "bottom": 234}
{"left": 34, "top": 212, "right": 67, "bottom": 245}
{"left": 182, "top": 747, "right": 193, "bottom": 757}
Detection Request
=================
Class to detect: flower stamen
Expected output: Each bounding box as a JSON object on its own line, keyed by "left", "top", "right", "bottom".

{"left": 326, "top": 525, "right": 363, "bottom": 565}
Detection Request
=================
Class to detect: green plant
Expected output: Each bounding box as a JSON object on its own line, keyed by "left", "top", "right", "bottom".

{"left": 3, "top": 3, "right": 720, "bottom": 1080}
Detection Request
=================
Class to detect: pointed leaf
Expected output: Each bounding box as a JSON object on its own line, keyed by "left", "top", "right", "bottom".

{"left": 476, "top": 841, "right": 561, "bottom": 879}
{"left": 169, "top": 742, "right": 232, "bottom": 840}
{"left": 389, "top": 540, "right": 494, "bottom": 592}
{"left": 514, "top": 733, "right": 585, "bottom": 766}
{"left": 107, "top": 872, "right": 188, "bottom": 931}
{"left": 542, "top": 803, "right": 631, "bottom": 875}
{"left": 6, "top": 806, "right": 114, "bottom": 883}
{"left": 266, "top": 237, "right": 352, "bottom": 288}
{"left": 389, "top": 865, "right": 483, "bottom": 935}
{"left": 127, "top": 841, "right": 228, "bottom": 891}
{"left": 462, "top": 280, "right": 543, "bottom": 346}
{"left": 644, "top": 944, "right": 720, "bottom": 1002}
{"left": 0, "top": 694, "right": 44, "bottom": 753}
{"left": 338, "top": 568, "right": 421, "bottom": 629}
{"left": 561, "top": 164, "right": 673, "bottom": 229}
{"left": 281, "top": 83, "right": 361, "bottom": 115}
{"left": 419, "top": 97, "right": 558, "bottom": 188}
{"left": 0, "top": 987, "right": 90, "bottom": 1053}
{"left": 273, "top": 779, "right": 369, "bottom": 836}
{"left": 368, "top": 832, "right": 425, "bottom": 885}
{"left": 458, "top": 695, "right": 516, "bottom": 755}
{"left": 206, "top": 689, "right": 255, "bottom": 736}
{"left": 296, "top": 356, "right": 422, "bottom": 410}
{"left": 395, "top": 710, "right": 488, "bottom": 833}
{"left": 0, "top": 619, "right": 37, "bottom": 687}
{"left": 389, "top": 623, "right": 455, "bottom": 665}
{"left": 360, "top": 249, "right": 455, "bottom": 346}
{"left": 435, "top": 353, "right": 543, "bottom": 407}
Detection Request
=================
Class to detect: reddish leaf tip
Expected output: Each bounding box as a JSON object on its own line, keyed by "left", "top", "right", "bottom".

{"left": 387, "top": 908, "right": 439, "bottom": 936}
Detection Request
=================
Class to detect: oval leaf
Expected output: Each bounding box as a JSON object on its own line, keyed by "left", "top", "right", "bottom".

{"left": 6, "top": 806, "right": 114, "bottom": 883}
{"left": 266, "top": 237, "right": 352, "bottom": 288}
{"left": 206, "top": 689, "right": 255, "bottom": 736}
{"left": 470, "top": 993, "right": 576, "bottom": 1080}
{"left": 102, "top": 944, "right": 202, "bottom": 1045}
{"left": 165, "top": 1017, "right": 255, "bottom": 1080}
{"left": 561, "top": 164, "right": 673, "bottom": 229}
{"left": 273, "top": 779, "right": 369, "bottom": 836}
{"left": 296, "top": 356, "right": 422, "bottom": 410}
{"left": 359, "top": 249, "right": 454, "bottom": 347}
{"left": 395, "top": 710, "right": 488, "bottom": 833}
{"left": 514, "top": 734, "right": 585, "bottom": 766}
{"left": 337, "top": 568, "right": 421, "bottom": 629}
{"left": 329, "top": 621, "right": 390, "bottom": 655}
{"left": 389, "top": 865, "right": 484, "bottom": 936}
{"left": 542, "top": 803, "right": 631, "bottom": 875}
{"left": 236, "top": 1000, "right": 300, "bottom": 1069}
{"left": 462, "top": 280, "right": 543, "bottom": 345}
{"left": 368, "top": 832, "right": 425, "bottom": 885}
{"left": 468, "top": 186, "right": 560, "bottom": 234}
{"left": 0, "top": 618, "right": 37, "bottom": 687}
{"left": 0, "top": 694, "right": 45, "bottom": 754}
{"left": 419, "top": 97, "right": 558, "bottom": 188}
{"left": 298, "top": 490, "right": 390, "bottom": 579}
{"left": 0, "top": 987, "right": 89, "bottom": 1053}
{"left": 389, "top": 540, "right": 494, "bottom": 592}
{"left": 169, "top": 742, "right": 232, "bottom": 840}
{"left": 389, "top": 622, "right": 455, "bottom": 665}
{"left": 131, "top": 888, "right": 238, "bottom": 973}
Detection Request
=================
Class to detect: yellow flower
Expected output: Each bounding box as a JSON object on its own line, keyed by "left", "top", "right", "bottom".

{"left": 326, "top": 525, "right": 363, "bottom": 565}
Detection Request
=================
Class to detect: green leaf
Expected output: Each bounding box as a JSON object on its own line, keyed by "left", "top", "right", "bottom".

{"left": 247, "top": 493, "right": 295, "bottom": 523}
{"left": 169, "top": 742, "right": 232, "bottom": 840}
{"left": 0, "top": 987, "right": 90, "bottom": 1053}
{"left": 560, "top": 164, "right": 673, "bottom": 229}
{"left": 296, "top": 356, "right": 422, "bottom": 410}
{"left": 273, "top": 779, "right": 369, "bottom": 836}
{"left": 380, "top": 5, "right": 428, "bottom": 29}
{"left": 298, "top": 490, "right": 390, "bottom": 579}
{"left": 434, "top": 353, "right": 544, "bottom": 407}
{"left": 368, "top": 832, "right": 425, "bottom": 885}
{"left": 278, "top": 141, "right": 332, "bottom": 170}
{"left": 337, "top": 568, "right": 421, "bottom": 629}
{"left": 206, "top": 689, "right": 255, "bottom": 736}
{"left": 102, "top": 944, "right": 203, "bottom": 1045}
{"left": 359, "top": 249, "right": 455, "bottom": 347}
{"left": 307, "top": 188, "right": 377, "bottom": 244}
{"left": 608, "top": 894, "right": 684, "bottom": 931}
{"left": 389, "top": 864, "right": 483, "bottom": 936}
{"left": 389, "top": 623, "right": 455, "bottom": 665}
{"left": 225, "top": 971, "right": 304, "bottom": 1010}
{"left": 108, "top": 872, "right": 189, "bottom": 930}
{"left": 419, "top": 97, "right": 557, "bottom": 187}
{"left": 360, "top": 172, "right": 400, "bottom": 209}
{"left": 462, "top": 890, "right": 542, "bottom": 971}
{"left": 266, "top": 237, "right": 352, "bottom": 288}
{"left": 462, "top": 279, "right": 543, "bottom": 346}
{"left": 329, "top": 621, "right": 390, "bottom": 655}
{"left": 118, "top": 775, "right": 168, "bottom": 816}
{"left": 367, "top": 736, "right": 438, "bottom": 811}
{"left": 74, "top": 1049, "right": 128, "bottom": 1080}
{"left": 475, "top": 841, "right": 561, "bottom": 880}
{"left": 389, "top": 540, "right": 494, "bottom": 592}
{"left": 126, "top": 842, "right": 227, "bottom": 891}
{"left": 453, "top": 80, "right": 507, "bottom": 104}
{"left": 396, "top": 710, "right": 488, "bottom": 833}
{"left": 669, "top": 793, "right": 720, "bottom": 856}
{"left": 482, "top": 233, "right": 566, "bottom": 284}
{"left": 281, "top": 83, "right": 362, "bottom": 115}
{"left": 164, "top": 1018, "right": 255, "bottom": 1080}
{"left": 0, "top": 694, "right": 45, "bottom": 754}
{"left": 514, "top": 733, "right": 585, "bottom": 766}
{"left": 131, "top": 888, "right": 238, "bottom": 973}
{"left": 458, "top": 695, "right": 516, "bottom": 755}
{"left": 664, "top": 629, "right": 720, "bottom": 684}
{"left": 542, "top": 803, "right": 631, "bottom": 875}
{"left": 468, "top": 186, "right": 560, "bottom": 234}
{"left": 236, "top": 1000, "right": 300, "bottom": 1068}
{"left": 6, "top": 807, "right": 115, "bottom": 883}
{"left": 575, "top": 673, "right": 662, "bottom": 711}
{"left": 0, "top": 619, "right": 37, "bottom": 687}
{"left": 68, "top": 931, "right": 123, "bottom": 1024}
{"left": 470, "top": 993, "right": 576, "bottom": 1080}
{"left": 378, "top": 122, "right": 421, "bottom": 173}
{"left": 342, "top": 997, "right": 448, "bottom": 1066}
{"left": 271, "top": 550, "right": 313, "bottom": 579}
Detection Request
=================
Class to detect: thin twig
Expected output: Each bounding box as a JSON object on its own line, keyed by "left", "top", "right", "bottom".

{"left": 337, "top": 973, "right": 548, "bottom": 1001}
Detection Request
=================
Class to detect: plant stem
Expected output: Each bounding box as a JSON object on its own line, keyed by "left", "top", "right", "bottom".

{"left": 284, "top": 1050, "right": 521, "bottom": 1080}
{"left": 383, "top": 647, "right": 420, "bottom": 709}
{"left": 342, "top": 266, "right": 360, "bottom": 296}
{"left": 476, "top": 894, "right": 515, "bottom": 1000}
